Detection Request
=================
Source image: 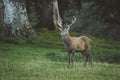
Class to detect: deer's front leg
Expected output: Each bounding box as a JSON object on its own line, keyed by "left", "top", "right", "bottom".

{"left": 68, "top": 52, "right": 71, "bottom": 68}
{"left": 68, "top": 50, "right": 74, "bottom": 68}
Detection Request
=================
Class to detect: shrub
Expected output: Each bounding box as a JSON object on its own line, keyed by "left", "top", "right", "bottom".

{"left": 45, "top": 52, "right": 83, "bottom": 62}
{"left": 71, "top": 2, "right": 98, "bottom": 35}
{"left": 92, "top": 48, "right": 120, "bottom": 64}
{"left": 45, "top": 52, "right": 67, "bottom": 62}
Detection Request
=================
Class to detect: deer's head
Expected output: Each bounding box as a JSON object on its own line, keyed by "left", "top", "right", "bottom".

{"left": 57, "top": 16, "right": 76, "bottom": 38}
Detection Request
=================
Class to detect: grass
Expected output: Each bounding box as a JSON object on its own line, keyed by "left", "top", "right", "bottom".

{"left": 0, "top": 29, "right": 120, "bottom": 80}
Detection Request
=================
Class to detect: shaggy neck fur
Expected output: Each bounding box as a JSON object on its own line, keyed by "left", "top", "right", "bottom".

{"left": 62, "top": 33, "right": 72, "bottom": 47}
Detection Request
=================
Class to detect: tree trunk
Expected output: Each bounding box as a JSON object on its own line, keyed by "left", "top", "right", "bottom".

{"left": 0, "top": 0, "right": 4, "bottom": 28}
{"left": 34, "top": 0, "right": 61, "bottom": 30}
{"left": 1, "top": 0, "right": 35, "bottom": 37}
{"left": 53, "top": 0, "right": 62, "bottom": 28}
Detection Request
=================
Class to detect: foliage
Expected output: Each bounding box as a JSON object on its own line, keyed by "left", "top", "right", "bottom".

{"left": 93, "top": 24, "right": 120, "bottom": 40}
{"left": 45, "top": 52, "right": 67, "bottom": 62}
{"left": 71, "top": 2, "right": 97, "bottom": 34}
{"left": 1, "top": 0, "right": 120, "bottom": 40}
{"left": 0, "top": 30, "right": 120, "bottom": 80}
{"left": 0, "top": 29, "right": 120, "bottom": 64}
{"left": 57, "top": 0, "right": 120, "bottom": 40}
{"left": 69, "top": 1, "right": 120, "bottom": 40}
{"left": 93, "top": 0, "right": 120, "bottom": 24}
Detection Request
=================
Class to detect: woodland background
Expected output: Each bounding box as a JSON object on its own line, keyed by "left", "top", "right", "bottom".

{"left": 0, "top": 0, "right": 120, "bottom": 80}
{"left": 0, "top": 0, "right": 120, "bottom": 40}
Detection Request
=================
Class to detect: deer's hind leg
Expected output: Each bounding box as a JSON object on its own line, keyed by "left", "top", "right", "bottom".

{"left": 86, "top": 50, "right": 93, "bottom": 68}
{"left": 81, "top": 51, "right": 87, "bottom": 67}
{"left": 88, "top": 51, "right": 93, "bottom": 68}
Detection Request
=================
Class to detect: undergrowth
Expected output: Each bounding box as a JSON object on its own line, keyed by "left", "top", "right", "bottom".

{"left": 0, "top": 28, "right": 120, "bottom": 63}
{"left": 0, "top": 29, "right": 120, "bottom": 80}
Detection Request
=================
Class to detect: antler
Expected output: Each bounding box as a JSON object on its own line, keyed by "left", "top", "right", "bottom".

{"left": 53, "top": 0, "right": 63, "bottom": 30}
{"left": 57, "top": 20, "right": 63, "bottom": 28}
{"left": 67, "top": 16, "right": 77, "bottom": 27}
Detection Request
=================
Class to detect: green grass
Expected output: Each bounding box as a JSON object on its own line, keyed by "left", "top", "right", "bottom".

{"left": 0, "top": 29, "right": 120, "bottom": 80}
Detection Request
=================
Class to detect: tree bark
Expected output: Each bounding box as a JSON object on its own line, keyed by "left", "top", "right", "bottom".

{"left": 53, "top": 0, "right": 62, "bottom": 28}
{"left": 34, "top": 0, "right": 62, "bottom": 30}
{"left": 1, "top": 0, "right": 35, "bottom": 37}
{"left": 0, "top": 0, "right": 4, "bottom": 29}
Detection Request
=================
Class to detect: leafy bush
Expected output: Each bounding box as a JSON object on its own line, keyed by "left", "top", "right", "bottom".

{"left": 71, "top": 2, "right": 120, "bottom": 41}
{"left": 45, "top": 52, "right": 84, "bottom": 62}
{"left": 45, "top": 48, "right": 120, "bottom": 64}
{"left": 92, "top": 47, "right": 120, "bottom": 64}
{"left": 71, "top": 2, "right": 98, "bottom": 35}
{"left": 1, "top": 29, "right": 120, "bottom": 64}
{"left": 45, "top": 52, "right": 67, "bottom": 62}
{"left": 93, "top": 24, "right": 120, "bottom": 40}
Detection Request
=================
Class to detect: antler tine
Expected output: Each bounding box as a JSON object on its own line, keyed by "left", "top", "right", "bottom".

{"left": 68, "top": 16, "right": 77, "bottom": 27}
{"left": 57, "top": 20, "right": 63, "bottom": 28}
{"left": 71, "top": 16, "right": 77, "bottom": 25}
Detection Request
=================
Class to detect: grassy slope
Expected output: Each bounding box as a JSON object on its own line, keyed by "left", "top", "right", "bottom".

{"left": 0, "top": 29, "right": 120, "bottom": 80}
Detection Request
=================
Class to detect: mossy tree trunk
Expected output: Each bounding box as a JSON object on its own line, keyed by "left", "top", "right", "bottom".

{"left": 33, "top": 0, "right": 62, "bottom": 30}
{"left": 0, "top": 0, "right": 4, "bottom": 29}
{"left": 1, "top": 0, "right": 35, "bottom": 37}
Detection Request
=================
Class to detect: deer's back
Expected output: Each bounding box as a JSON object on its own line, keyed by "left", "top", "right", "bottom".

{"left": 70, "top": 36, "right": 91, "bottom": 51}
{"left": 69, "top": 37, "right": 85, "bottom": 51}
{"left": 80, "top": 36, "right": 91, "bottom": 50}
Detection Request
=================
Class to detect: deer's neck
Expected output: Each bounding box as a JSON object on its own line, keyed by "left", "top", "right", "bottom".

{"left": 62, "top": 33, "right": 72, "bottom": 47}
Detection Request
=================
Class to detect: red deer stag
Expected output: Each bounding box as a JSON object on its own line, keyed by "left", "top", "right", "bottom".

{"left": 57, "top": 16, "right": 93, "bottom": 68}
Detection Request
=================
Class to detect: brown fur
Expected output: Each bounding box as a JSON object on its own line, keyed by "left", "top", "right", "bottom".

{"left": 57, "top": 16, "right": 92, "bottom": 68}
{"left": 61, "top": 32, "right": 92, "bottom": 68}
